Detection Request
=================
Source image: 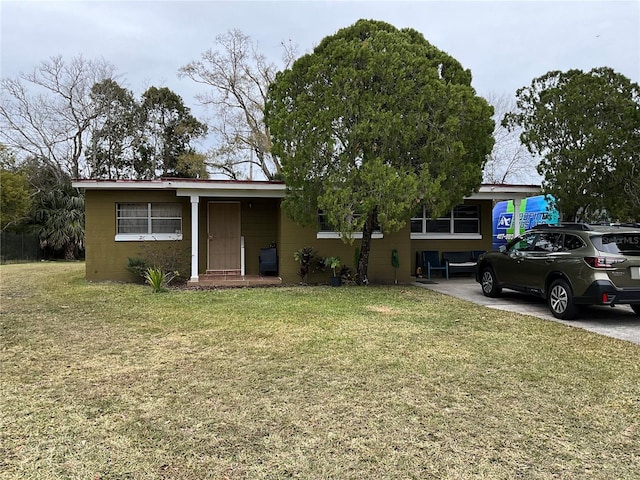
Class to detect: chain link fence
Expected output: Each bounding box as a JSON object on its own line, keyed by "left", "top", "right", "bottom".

{"left": 1, "top": 231, "right": 42, "bottom": 264}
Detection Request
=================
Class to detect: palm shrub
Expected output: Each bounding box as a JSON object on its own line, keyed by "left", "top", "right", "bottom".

{"left": 32, "top": 187, "right": 85, "bottom": 260}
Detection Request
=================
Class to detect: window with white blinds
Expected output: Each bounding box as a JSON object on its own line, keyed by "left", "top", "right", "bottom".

{"left": 115, "top": 203, "right": 183, "bottom": 241}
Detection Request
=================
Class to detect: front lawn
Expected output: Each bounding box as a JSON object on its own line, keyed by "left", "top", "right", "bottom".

{"left": 1, "top": 262, "right": 638, "bottom": 479}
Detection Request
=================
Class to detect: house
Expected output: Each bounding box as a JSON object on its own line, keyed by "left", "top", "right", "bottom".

{"left": 72, "top": 179, "right": 540, "bottom": 286}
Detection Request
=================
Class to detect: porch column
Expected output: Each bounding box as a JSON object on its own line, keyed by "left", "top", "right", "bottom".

{"left": 513, "top": 198, "right": 522, "bottom": 237}
{"left": 190, "top": 195, "right": 199, "bottom": 282}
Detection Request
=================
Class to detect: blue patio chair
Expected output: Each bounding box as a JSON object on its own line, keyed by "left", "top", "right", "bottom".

{"left": 421, "top": 250, "right": 449, "bottom": 280}
{"left": 259, "top": 247, "right": 278, "bottom": 276}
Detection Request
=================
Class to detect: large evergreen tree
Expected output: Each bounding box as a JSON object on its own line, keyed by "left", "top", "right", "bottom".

{"left": 505, "top": 67, "right": 640, "bottom": 222}
{"left": 86, "top": 83, "right": 208, "bottom": 179}
{"left": 86, "top": 79, "right": 139, "bottom": 179}
{"left": 266, "top": 19, "right": 494, "bottom": 283}
{"left": 139, "top": 86, "right": 208, "bottom": 179}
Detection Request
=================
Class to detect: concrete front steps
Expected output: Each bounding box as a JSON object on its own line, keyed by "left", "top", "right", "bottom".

{"left": 187, "top": 271, "right": 282, "bottom": 288}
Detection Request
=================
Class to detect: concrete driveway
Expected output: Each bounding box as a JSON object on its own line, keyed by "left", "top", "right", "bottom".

{"left": 414, "top": 277, "right": 640, "bottom": 345}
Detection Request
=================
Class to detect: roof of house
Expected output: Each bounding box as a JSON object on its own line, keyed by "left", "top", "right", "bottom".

{"left": 72, "top": 178, "right": 540, "bottom": 200}
{"left": 73, "top": 178, "right": 287, "bottom": 198}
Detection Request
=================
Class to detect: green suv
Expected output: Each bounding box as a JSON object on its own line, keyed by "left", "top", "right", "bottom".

{"left": 476, "top": 224, "right": 640, "bottom": 319}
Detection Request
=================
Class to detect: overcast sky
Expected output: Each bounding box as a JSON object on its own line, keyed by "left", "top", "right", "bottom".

{"left": 2, "top": 0, "right": 638, "bottom": 108}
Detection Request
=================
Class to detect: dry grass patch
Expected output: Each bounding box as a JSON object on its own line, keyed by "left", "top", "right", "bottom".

{"left": 1, "top": 262, "right": 639, "bottom": 479}
{"left": 366, "top": 305, "right": 403, "bottom": 315}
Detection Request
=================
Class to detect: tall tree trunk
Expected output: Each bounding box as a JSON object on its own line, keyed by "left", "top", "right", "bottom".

{"left": 64, "top": 242, "right": 76, "bottom": 260}
{"left": 356, "top": 208, "right": 377, "bottom": 285}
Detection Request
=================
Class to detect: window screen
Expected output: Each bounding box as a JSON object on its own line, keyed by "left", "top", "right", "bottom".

{"left": 412, "top": 204, "right": 480, "bottom": 234}
{"left": 117, "top": 203, "right": 182, "bottom": 235}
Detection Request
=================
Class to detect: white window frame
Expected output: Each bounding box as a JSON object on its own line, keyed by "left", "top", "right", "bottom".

{"left": 316, "top": 210, "right": 384, "bottom": 240}
{"left": 317, "top": 231, "right": 384, "bottom": 240}
{"left": 115, "top": 202, "right": 183, "bottom": 242}
{"left": 410, "top": 204, "right": 482, "bottom": 240}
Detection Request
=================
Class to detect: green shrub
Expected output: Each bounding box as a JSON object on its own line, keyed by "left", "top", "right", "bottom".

{"left": 127, "top": 257, "right": 149, "bottom": 281}
{"left": 144, "top": 267, "right": 174, "bottom": 293}
{"left": 294, "top": 246, "right": 325, "bottom": 284}
{"left": 339, "top": 265, "right": 356, "bottom": 285}
{"left": 126, "top": 242, "right": 189, "bottom": 284}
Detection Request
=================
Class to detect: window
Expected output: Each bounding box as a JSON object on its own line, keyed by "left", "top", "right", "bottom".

{"left": 563, "top": 234, "right": 585, "bottom": 251}
{"left": 411, "top": 204, "right": 481, "bottom": 239}
{"left": 317, "top": 210, "right": 383, "bottom": 239}
{"left": 508, "top": 232, "right": 537, "bottom": 252}
{"left": 593, "top": 234, "right": 640, "bottom": 255}
{"left": 509, "top": 233, "right": 585, "bottom": 254}
{"left": 115, "top": 203, "right": 182, "bottom": 241}
{"left": 317, "top": 210, "right": 334, "bottom": 232}
{"left": 532, "top": 232, "right": 563, "bottom": 252}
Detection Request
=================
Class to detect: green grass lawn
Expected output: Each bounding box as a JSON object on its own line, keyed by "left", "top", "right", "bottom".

{"left": 1, "top": 262, "right": 639, "bottom": 479}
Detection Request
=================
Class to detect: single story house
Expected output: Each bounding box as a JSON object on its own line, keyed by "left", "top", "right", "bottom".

{"left": 72, "top": 179, "right": 540, "bottom": 286}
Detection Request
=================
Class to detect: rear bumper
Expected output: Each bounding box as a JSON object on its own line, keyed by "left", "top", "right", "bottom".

{"left": 576, "top": 280, "right": 640, "bottom": 306}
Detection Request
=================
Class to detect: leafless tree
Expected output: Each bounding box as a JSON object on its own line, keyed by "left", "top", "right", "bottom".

{"left": 483, "top": 92, "right": 541, "bottom": 185}
{"left": 0, "top": 55, "right": 117, "bottom": 179}
{"left": 179, "top": 29, "right": 297, "bottom": 180}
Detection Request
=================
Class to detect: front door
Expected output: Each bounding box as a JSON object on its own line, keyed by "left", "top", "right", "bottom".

{"left": 208, "top": 202, "right": 241, "bottom": 274}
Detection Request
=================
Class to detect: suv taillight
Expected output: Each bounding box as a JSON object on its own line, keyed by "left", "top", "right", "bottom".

{"left": 584, "top": 257, "right": 624, "bottom": 268}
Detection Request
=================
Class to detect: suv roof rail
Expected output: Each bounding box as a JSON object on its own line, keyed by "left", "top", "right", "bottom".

{"left": 532, "top": 223, "right": 593, "bottom": 231}
{"left": 601, "top": 222, "right": 640, "bottom": 228}
{"left": 587, "top": 222, "right": 640, "bottom": 230}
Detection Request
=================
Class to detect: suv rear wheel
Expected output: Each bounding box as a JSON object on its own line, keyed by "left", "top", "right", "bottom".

{"left": 632, "top": 305, "right": 640, "bottom": 316}
{"left": 548, "top": 279, "right": 578, "bottom": 320}
{"left": 480, "top": 267, "right": 502, "bottom": 297}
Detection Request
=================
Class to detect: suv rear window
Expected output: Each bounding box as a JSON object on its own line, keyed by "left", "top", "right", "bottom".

{"left": 591, "top": 234, "right": 640, "bottom": 255}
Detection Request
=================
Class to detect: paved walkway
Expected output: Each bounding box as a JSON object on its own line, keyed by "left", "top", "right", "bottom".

{"left": 414, "top": 277, "right": 640, "bottom": 345}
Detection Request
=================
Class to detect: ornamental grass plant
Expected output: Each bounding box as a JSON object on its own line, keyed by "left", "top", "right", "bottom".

{"left": 144, "top": 266, "right": 172, "bottom": 293}
{"left": 1, "top": 262, "right": 639, "bottom": 479}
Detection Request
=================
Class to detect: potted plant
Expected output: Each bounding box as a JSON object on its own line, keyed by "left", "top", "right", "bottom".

{"left": 325, "top": 256, "right": 342, "bottom": 287}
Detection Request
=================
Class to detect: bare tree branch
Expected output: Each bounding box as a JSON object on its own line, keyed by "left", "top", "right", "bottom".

{"left": 483, "top": 92, "right": 541, "bottom": 185}
{"left": 0, "top": 55, "right": 117, "bottom": 178}
{"left": 179, "top": 30, "right": 297, "bottom": 180}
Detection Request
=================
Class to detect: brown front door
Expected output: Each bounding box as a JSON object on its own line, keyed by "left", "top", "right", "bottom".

{"left": 208, "top": 202, "right": 241, "bottom": 274}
